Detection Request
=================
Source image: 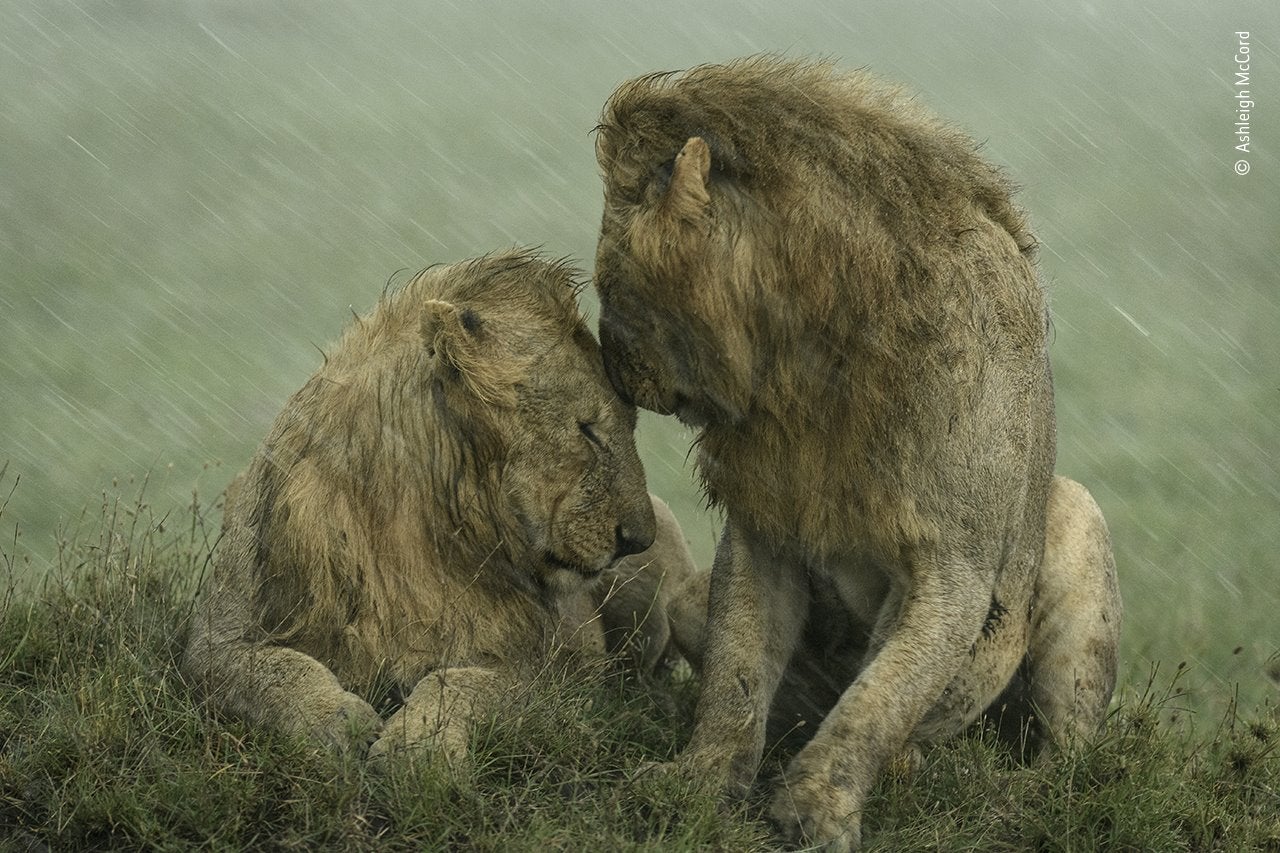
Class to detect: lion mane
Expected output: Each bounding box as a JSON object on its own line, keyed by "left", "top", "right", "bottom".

{"left": 185, "top": 249, "right": 701, "bottom": 762}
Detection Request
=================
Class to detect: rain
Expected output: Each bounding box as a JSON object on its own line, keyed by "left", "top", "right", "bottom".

{"left": 1, "top": 0, "right": 1277, "bottom": 721}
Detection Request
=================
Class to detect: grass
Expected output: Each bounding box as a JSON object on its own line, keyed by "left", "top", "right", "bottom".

{"left": 1, "top": 476, "right": 1277, "bottom": 851}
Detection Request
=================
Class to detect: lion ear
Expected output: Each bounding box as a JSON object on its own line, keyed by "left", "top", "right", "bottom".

{"left": 664, "top": 136, "right": 711, "bottom": 219}
{"left": 421, "top": 299, "right": 475, "bottom": 358}
{"left": 421, "top": 299, "right": 517, "bottom": 407}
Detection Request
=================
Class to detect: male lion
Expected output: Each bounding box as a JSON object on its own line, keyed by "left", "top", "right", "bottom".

{"left": 184, "top": 250, "right": 702, "bottom": 766}
{"left": 593, "top": 57, "right": 1122, "bottom": 849}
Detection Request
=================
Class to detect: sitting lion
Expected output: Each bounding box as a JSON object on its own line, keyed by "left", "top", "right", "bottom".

{"left": 183, "top": 250, "right": 703, "bottom": 766}
{"left": 592, "top": 56, "right": 1122, "bottom": 850}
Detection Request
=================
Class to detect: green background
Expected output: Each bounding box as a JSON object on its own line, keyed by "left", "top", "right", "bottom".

{"left": 1, "top": 0, "right": 1276, "bottom": 717}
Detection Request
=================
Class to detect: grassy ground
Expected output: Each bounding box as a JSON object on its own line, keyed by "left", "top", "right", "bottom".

{"left": 2, "top": 477, "right": 1277, "bottom": 851}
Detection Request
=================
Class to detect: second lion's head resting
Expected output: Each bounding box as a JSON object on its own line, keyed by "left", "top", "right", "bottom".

{"left": 248, "top": 250, "right": 655, "bottom": 640}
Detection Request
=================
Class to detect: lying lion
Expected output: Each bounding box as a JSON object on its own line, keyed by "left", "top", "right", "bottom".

{"left": 184, "top": 250, "right": 703, "bottom": 765}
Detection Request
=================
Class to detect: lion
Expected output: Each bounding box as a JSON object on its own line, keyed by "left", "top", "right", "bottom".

{"left": 592, "top": 56, "right": 1122, "bottom": 850}
{"left": 183, "top": 250, "right": 704, "bottom": 767}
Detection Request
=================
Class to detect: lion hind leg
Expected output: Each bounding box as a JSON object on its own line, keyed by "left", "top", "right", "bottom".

{"left": 1020, "top": 477, "right": 1122, "bottom": 754}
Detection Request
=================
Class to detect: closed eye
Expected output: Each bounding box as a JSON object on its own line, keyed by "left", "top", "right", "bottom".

{"left": 578, "top": 421, "right": 605, "bottom": 451}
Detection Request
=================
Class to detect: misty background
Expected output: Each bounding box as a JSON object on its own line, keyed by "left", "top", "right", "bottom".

{"left": 1, "top": 0, "right": 1276, "bottom": 717}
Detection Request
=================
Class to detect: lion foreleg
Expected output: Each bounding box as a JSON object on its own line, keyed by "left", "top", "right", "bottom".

{"left": 770, "top": 557, "right": 993, "bottom": 852}
{"left": 679, "top": 521, "right": 808, "bottom": 798}
{"left": 599, "top": 494, "right": 708, "bottom": 674}
{"left": 185, "top": 494, "right": 383, "bottom": 755}
{"left": 368, "top": 666, "right": 507, "bottom": 772}
{"left": 185, "top": 619, "right": 382, "bottom": 755}
{"left": 663, "top": 567, "right": 710, "bottom": 672}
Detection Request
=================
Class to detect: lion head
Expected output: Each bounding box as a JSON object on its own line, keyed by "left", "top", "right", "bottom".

{"left": 399, "top": 250, "right": 657, "bottom": 581}
{"left": 592, "top": 57, "right": 1039, "bottom": 435}
{"left": 593, "top": 124, "right": 755, "bottom": 429}
{"left": 252, "top": 250, "right": 656, "bottom": 644}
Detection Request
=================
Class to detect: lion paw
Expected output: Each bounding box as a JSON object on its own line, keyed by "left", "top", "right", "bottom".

{"left": 629, "top": 751, "right": 758, "bottom": 807}
{"left": 769, "top": 768, "right": 863, "bottom": 852}
{"left": 312, "top": 691, "right": 383, "bottom": 757}
{"left": 367, "top": 703, "right": 470, "bottom": 773}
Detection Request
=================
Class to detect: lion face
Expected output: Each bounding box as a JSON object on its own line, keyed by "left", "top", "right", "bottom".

{"left": 595, "top": 135, "right": 755, "bottom": 429}
{"left": 502, "top": 325, "right": 657, "bottom": 582}
{"left": 416, "top": 253, "right": 656, "bottom": 583}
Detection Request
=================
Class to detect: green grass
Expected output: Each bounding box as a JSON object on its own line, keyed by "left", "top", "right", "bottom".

{"left": 0, "top": 480, "right": 768, "bottom": 851}
{"left": 2, "top": 477, "right": 1277, "bottom": 851}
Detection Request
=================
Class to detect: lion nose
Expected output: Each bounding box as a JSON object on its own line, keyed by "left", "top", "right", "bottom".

{"left": 614, "top": 522, "right": 653, "bottom": 558}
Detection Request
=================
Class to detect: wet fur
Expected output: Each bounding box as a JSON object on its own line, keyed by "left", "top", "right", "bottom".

{"left": 184, "top": 250, "right": 703, "bottom": 765}
{"left": 593, "top": 56, "right": 1121, "bottom": 849}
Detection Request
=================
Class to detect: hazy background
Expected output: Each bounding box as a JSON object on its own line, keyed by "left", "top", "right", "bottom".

{"left": 1, "top": 0, "right": 1276, "bottom": 717}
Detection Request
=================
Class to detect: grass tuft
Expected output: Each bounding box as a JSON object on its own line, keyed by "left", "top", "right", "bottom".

{"left": 854, "top": 669, "right": 1280, "bottom": 851}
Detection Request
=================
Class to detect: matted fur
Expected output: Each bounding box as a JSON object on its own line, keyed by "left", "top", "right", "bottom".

{"left": 594, "top": 56, "right": 1121, "bottom": 850}
{"left": 184, "top": 250, "right": 702, "bottom": 763}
